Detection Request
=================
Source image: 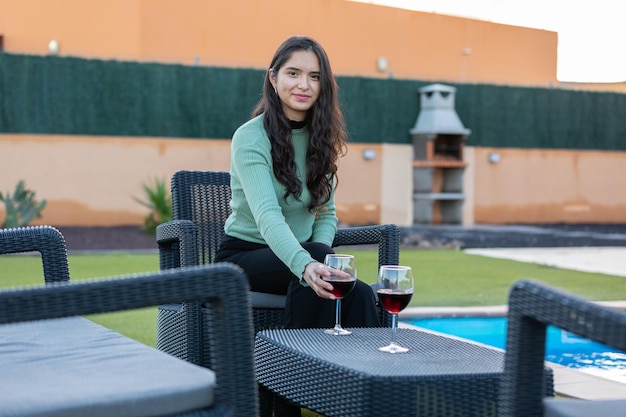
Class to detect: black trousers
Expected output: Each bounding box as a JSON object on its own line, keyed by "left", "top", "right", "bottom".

{"left": 214, "top": 235, "right": 381, "bottom": 329}
{"left": 216, "top": 235, "right": 381, "bottom": 416}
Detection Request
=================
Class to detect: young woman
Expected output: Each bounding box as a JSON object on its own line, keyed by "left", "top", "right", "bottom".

{"left": 215, "top": 35, "right": 380, "bottom": 329}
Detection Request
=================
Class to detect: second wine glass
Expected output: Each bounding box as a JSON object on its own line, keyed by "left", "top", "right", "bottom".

{"left": 323, "top": 254, "right": 357, "bottom": 336}
{"left": 377, "top": 265, "right": 414, "bottom": 353}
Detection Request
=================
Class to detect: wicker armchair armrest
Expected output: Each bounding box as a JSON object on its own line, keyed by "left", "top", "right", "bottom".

{"left": 0, "top": 225, "right": 70, "bottom": 284}
{"left": 156, "top": 219, "right": 198, "bottom": 269}
{"left": 332, "top": 224, "right": 400, "bottom": 267}
{"left": 499, "top": 279, "right": 626, "bottom": 417}
{"left": 333, "top": 224, "right": 400, "bottom": 326}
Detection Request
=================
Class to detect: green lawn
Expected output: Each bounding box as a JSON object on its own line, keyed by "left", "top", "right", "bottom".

{"left": 2, "top": 248, "right": 625, "bottom": 347}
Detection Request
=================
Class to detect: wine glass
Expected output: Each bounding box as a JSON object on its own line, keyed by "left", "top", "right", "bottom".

{"left": 377, "top": 265, "right": 414, "bottom": 353}
{"left": 323, "top": 254, "right": 357, "bottom": 336}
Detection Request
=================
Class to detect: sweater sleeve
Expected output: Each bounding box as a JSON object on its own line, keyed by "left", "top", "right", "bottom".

{"left": 229, "top": 122, "right": 318, "bottom": 284}
{"left": 311, "top": 181, "right": 338, "bottom": 246}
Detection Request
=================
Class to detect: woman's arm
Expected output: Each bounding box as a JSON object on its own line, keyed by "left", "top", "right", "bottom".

{"left": 230, "top": 121, "right": 317, "bottom": 282}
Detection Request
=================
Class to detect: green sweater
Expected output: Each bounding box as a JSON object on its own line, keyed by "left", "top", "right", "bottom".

{"left": 224, "top": 114, "right": 338, "bottom": 283}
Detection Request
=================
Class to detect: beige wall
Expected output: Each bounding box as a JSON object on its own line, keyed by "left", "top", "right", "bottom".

{"left": 4, "top": 135, "right": 626, "bottom": 227}
{"left": 0, "top": 135, "right": 231, "bottom": 226}
{"left": 462, "top": 147, "right": 476, "bottom": 226}
{"left": 380, "top": 144, "right": 414, "bottom": 226}
{"left": 471, "top": 147, "right": 626, "bottom": 223}
{"left": 0, "top": 135, "right": 413, "bottom": 227}
{"left": 334, "top": 143, "right": 414, "bottom": 226}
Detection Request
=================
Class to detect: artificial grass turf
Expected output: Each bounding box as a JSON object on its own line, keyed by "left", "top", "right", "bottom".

{"left": 1, "top": 249, "right": 625, "bottom": 346}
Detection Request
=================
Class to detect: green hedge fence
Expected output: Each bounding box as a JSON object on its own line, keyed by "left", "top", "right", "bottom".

{"left": 1, "top": 53, "right": 625, "bottom": 150}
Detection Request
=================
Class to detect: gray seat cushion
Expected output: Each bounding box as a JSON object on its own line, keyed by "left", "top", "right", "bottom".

{"left": 0, "top": 317, "right": 215, "bottom": 417}
{"left": 544, "top": 397, "right": 626, "bottom": 417}
{"left": 250, "top": 291, "right": 286, "bottom": 308}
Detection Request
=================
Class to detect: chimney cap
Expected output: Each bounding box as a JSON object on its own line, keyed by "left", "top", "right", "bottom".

{"left": 410, "top": 83, "right": 470, "bottom": 136}
{"left": 418, "top": 83, "right": 456, "bottom": 94}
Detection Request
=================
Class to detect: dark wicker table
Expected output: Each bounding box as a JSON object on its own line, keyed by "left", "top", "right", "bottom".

{"left": 255, "top": 327, "right": 508, "bottom": 417}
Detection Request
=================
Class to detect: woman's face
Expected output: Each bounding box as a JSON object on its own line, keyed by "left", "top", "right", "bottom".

{"left": 270, "top": 50, "right": 321, "bottom": 121}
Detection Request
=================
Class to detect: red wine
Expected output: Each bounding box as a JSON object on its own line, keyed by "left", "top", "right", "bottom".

{"left": 323, "top": 276, "right": 356, "bottom": 299}
{"left": 377, "top": 289, "right": 413, "bottom": 314}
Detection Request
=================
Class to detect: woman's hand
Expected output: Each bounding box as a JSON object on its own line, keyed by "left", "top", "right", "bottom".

{"left": 302, "top": 261, "right": 350, "bottom": 299}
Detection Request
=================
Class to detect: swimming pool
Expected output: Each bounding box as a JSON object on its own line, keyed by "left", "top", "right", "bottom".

{"left": 403, "top": 316, "right": 626, "bottom": 384}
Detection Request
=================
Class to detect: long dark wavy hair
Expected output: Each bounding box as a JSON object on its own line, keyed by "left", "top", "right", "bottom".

{"left": 252, "top": 35, "right": 347, "bottom": 213}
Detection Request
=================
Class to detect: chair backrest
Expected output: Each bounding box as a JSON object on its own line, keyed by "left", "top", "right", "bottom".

{"left": 0, "top": 225, "right": 70, "bottom": 284}
{"left": 171, "top": 170, "right": 231, "bottom": 265}
{"left": 499, "top": 279, "right": 626, "bottom": 417}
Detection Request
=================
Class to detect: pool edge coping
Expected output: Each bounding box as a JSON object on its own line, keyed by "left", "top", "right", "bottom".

{"left": 400, "top": 300, "right": 626, "bottom": 319}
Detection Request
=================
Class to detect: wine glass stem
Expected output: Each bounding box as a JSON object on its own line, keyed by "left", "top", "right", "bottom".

{"left": 335, "top": 300, "right": 341, "bottom": 328}
{"left": 391, "top": 313, "right": 398, "bottom": 345}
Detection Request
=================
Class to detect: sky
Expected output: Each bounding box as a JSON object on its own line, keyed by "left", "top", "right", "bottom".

{"left": 350, "top": 0, "right": 625, "bottom": 83}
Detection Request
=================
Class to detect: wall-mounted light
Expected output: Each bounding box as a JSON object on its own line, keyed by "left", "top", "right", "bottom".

{"left": 487, "top": 152, "right": 501, "bottom": 164}
{"left": 48, "top": 39, "right": 59, "bottom": 55}
{"left": 376, "top": 56, "right": 388, "bottom": 72}
{"left": 362, "top": 149, "right": 376, "bottom": 160}
{"left": 462, "top": 47, "right": 472, "bottom": 55}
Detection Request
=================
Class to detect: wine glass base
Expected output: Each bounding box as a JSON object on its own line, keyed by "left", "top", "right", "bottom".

{"left": 324, "top": 326, "right": 352, "bottom": 336}
{"left": 378, "top": 343, "right": 409, "bottom": 353}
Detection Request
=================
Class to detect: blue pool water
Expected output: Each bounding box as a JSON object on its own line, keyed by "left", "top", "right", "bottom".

{"left": 403, "top": 316, "right": 626, "bottom": 384}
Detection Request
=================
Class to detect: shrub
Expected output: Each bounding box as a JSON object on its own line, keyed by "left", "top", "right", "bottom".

{"left": 0, "top": 180, "right": 47, "bottom": 228}
{"left": 133, "top": 178, "right": 172, "bottom": 235}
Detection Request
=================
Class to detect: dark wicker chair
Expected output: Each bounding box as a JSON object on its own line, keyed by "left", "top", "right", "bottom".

{"left": 156, "top": 170, "right": 399, "bottom": 359}
{"left": 499, "top": 279, "right": 626, "bottom": 417}
{"left": 0, "top": 225, "right": 70, "bottom": 284}
{"left": 0, "top": 261, "right": 258, "bottom": 417}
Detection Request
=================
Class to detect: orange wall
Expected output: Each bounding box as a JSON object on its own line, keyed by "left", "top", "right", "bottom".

{"left": 559, "top": 81, "right": 626, "bottom": 94}
{"left": 0, "top": 0, "right": 142, "bottom": 60}
{"left": 0, "top": 0, "right": 558, "bottom": 87}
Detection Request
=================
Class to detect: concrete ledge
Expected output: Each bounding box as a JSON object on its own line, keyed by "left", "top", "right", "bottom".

{"left": 550, "top": 364, "right": 626, "bottom": 400}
